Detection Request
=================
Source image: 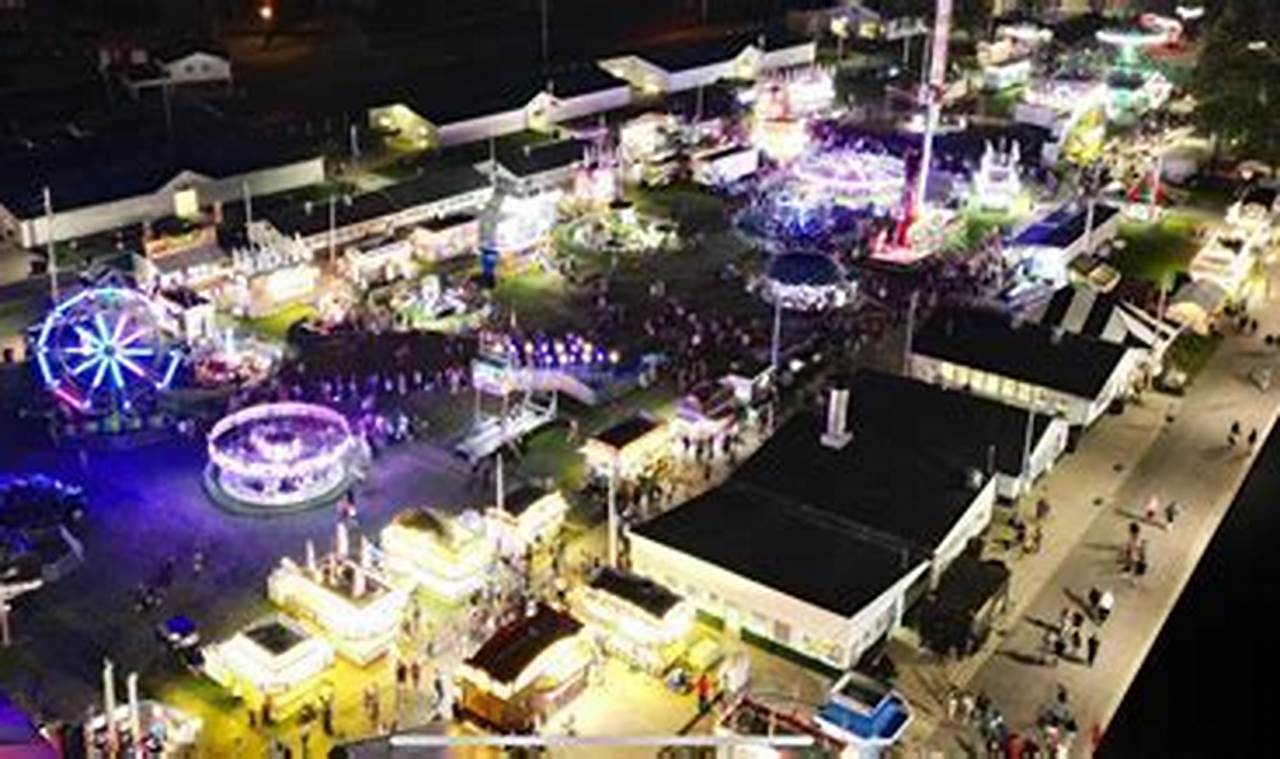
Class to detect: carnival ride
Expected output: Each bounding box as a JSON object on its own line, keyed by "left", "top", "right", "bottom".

{"left": 758, "top": 252, "right": 854, "bottom": 312}
{"left": 564, "top": 204, "right": 679, "bottom": 258}
{"left": 190, "top": 330, "right": 280, "bottom": 389}
{"left": 34, "top": 287, "right": 183, "bottom": 415}
{"left": 205, "top": 402, "right": 357, "bottom": 512}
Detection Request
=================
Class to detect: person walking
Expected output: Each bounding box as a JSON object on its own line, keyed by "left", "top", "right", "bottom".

{"left": 960, "top": 691, "right": 976, "bottom": 724}
{"left": 1165, "top": 500, "right": 1179, "bottom": 527}
{"left": 695, "top": 671, "right": 712, "bottom": 713}
{"left": 1043, "top": 628, "right": 1060, "bottom": 667}
{"left": 1248, "top": 428, "right": 1259, "bottom": 449}
{"left": 1099, "top": 589, "right": 1114, "bottom": 622}
{"left": 1087, "top": 633, "right": 1100, "bottom": 667}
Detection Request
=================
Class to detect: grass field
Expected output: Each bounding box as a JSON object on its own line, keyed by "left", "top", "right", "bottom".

{"left": 1111, "top": 212, "right": 1203, "bottom": 289}
{"left": 244, "top": 302, "right": 316, "bottom": 341}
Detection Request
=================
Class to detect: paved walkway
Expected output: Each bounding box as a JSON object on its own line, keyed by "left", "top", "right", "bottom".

{"left": 898, "top": 266, "right": 1280, "bottom": 756}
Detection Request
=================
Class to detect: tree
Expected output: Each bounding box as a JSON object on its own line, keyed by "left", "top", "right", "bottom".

{"left": 1192, "top": 0, "right": 1280, "bottom": 167}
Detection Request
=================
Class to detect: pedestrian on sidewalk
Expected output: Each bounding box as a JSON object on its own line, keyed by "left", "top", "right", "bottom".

{"left": 1036, "top": 498, "right": 1051, "bottom": 522}
{"left": 1229, "top": 421, "right": 1241, "bottom": 447}
{"left": 1088, "top": 587, "right": 1101, "bottom": 621}
{"left": 1165, "top": 500, "right": 1179, "bottom": 527}
{"left": 1043, "top": 628, "right": 1059, "bottom": 667}
{"left": 946, "top": 688, "right": 959, "bottom": 722}
{"left": 1099, "top": 589, "right": 1114, "bottom": 622}
{"left": 960, "top": 691, "right": 975, "bottom": 724}
{"left": 1144, "top": 496, "right": 1158, "bottom": 524}
{"left": 1249, "top": 428, "right": 1259, "bottom": 449}
{"left": 1087, "top": 633, "right": 1100, "bottom": 667}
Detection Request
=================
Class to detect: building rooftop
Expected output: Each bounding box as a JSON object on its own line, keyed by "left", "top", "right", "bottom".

{"left": 389, "top": 66, "right": 627, "bottom": 126}
{"left": 913, "top": 306, "right": 1128, "bottom": 399}
{"left": 637, "top": 37, "right": 751, "bottom": 72}
{"left": 841, "top": 370, "right": 1056, "bottom": 479}
{"left": 148, "top": 241, "right": 229, "bottom": 274}
{"left": 495, "top": 139, "right": 586, "bottom": 179}
{"left": 499, "top": 485, "right": 551, "bottom": 518}
{"left": 153, "top": 40, "right": 228, "bottom": 63}
{"left": 465, "top": 604, "right": 581, "bottom": 685}
{"left": 0, "top": 113, "right": 318, "bottom": 219}
{"left": 1011, "top": 202, "right": 1120, "bottom": 249}
{"left": 732, "top": 401, "right": 992, "bottom": 553}
{"left": 1031, "top": 285, "right": 1169, "bottom": 350}
{"left": 255, "top": 165, "right": 490, "bottom": 239}
{"left": 243, "top": 617, "right": 307, "bottom": 657}
{"left": 590, "top": 567, "right": 682, "bottom": 619}
{"left": 633, "top": 483, "right": 922, "bottom": 617}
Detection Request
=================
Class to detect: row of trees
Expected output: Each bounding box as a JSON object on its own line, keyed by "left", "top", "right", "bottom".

{"left": 1192, "top": 0, "right": 1280, "bottom": 166}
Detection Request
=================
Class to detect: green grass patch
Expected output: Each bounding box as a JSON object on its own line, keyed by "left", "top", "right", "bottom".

{"left": 627, "top": 183, "right": 728, "bottom": 230}
{"left": 1112, "top": 213, "right": 1203, "bottom": 289}
{"left": 1166, "top": 332, "right": 1222, "bottom": 380}
{"left": 492, "top": 267, "right": 576, "bottom": 331}
{"left": 243, "top": 302, "right": 315, "bottom": 340}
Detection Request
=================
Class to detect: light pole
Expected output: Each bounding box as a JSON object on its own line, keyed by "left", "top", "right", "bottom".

{"left": 831, "top": 18, "right": 850, "bottom": 64}
{"left": 607, "top": 456, "right": 619, "bottom": 568}
{"left": 540, "top": 0, "right": 550, "bottom": 66}
{"left": 42, "top": 187, "right": 57, "bottom": 302}
{"left": 769, "top": 294, "right": 783, "bottom": 373}
{"left": 259, "top": 3, "right": 275, "bottom": 49}
{"left": 1082, "top": 161, "right": 1103, "bottom": 255}
{"left": 328, "top": 192, "right": 351, "bottom": 265}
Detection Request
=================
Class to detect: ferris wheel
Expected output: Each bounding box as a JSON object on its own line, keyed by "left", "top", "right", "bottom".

{"left": 34, "top": 287, "right": 183, "bottom": 414}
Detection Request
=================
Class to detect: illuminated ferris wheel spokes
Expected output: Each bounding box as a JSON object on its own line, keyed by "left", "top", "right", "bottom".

{"left": 35, "top": 287, "right": 182, "bottom": 414}
{"left": 64, "top": 312, "right": 157, "bottom": 392}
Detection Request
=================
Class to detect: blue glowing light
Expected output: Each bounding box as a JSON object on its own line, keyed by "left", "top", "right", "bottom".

{"left": 35, "top": 287, "right": 181, "bottom": 414}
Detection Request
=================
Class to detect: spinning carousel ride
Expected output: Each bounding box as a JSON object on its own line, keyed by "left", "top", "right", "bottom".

{"left": 205, "top": 402, "right": 357, "bottom": 513}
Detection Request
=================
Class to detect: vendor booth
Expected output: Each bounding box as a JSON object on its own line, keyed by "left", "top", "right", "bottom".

{"left": 675, "top": 380, "right": 739, "bottom": 440}
{"left": 380, "top": 508, "right": 496, "bottom": 603}
{"left": 582, "top": 415, "right": 671, "bottom": 479}
{"left": 815, "top": 671, "right": 912, "bottom": 757}
{"left": 569, "top": 567, "right": 694, "bottom": 673}
{"left": 266, "top": 535, "right": 410, "bottom": 664}
{"left": 455, "top": 604, "right": 593, "bottom": 733}
{"left": 202, "top": 614, "right": 334, "bottom": 719}
{"left": 486, "top": 484, "right": 570, "bottom": 557}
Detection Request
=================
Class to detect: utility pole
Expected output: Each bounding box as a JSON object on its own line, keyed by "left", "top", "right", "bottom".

{"left": 242, "top": 180, "right": 253, "bottom": 233}
{"left": 43, "top": 187, "right": 58, "bottom": 302}
{"left": 770, "top": 295, "right": 783, "bottom": 373}
{"left": 903, "top": 289, "right": 919, "bottom": 374}
{"left": 328, "top": 193, "right": 337, "bottom": 264}
{"left": 607, "top": 457, "right": 619, "bottom": 568}
{"left": 540, "top": 0, "right": 550, "bottom": 67}
{"left": 1083, "top": 161, "right": 1101, "bottom": 254}
{"left": 161, "top": 82, "right": 174, "bottom": 150}
{"left": 1021, "top": 402, "right": 1036, "bottom": 482}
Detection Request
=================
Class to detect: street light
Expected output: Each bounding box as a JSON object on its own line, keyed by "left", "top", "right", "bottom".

{"left": 831, "top": 17, "right": 850, "bottom": 63}
{"left": 1175, "top": 5, "right": 1205, "bottom": 22}
{"left": 258, "top": 3, "right": 274, "bottom": 22}
{"left": 1247, "top": 40, "right": 1269, "bottom": 53}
